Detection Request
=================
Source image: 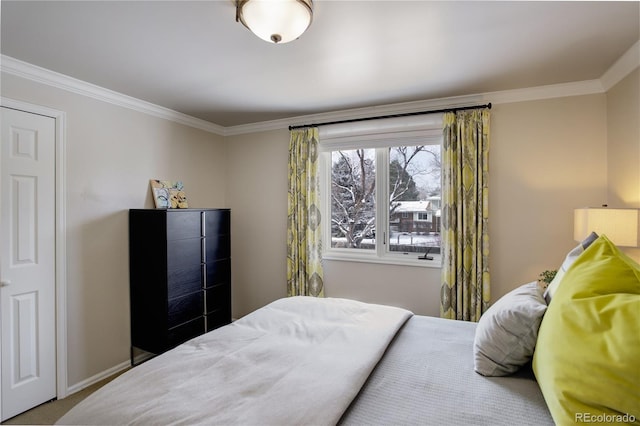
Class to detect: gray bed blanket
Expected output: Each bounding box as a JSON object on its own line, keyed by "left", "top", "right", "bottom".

{"left": 340, "top": 315, "right": 553, "bottom": 425}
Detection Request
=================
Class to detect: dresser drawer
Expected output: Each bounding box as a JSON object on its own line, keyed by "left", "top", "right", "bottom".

{"left": 167, "top": 211, "right": 202, "bottom": 240}
{"left": 204, "top": 210, "right": 230, "bottom": 236}
{"left": 205, "top": 234, "right": 230, "bottom": 263}
{"left": 205, "top": 284, "right": 230, "bottom": 314}
{"left": 167, "top": 291, "right": 204, "bottom": 328}
{"left": 205, "top": 259, "right": 230, "bottom": 289}
{"left": 167, "top": 238, "right": 202, "bottom": 270}
{"left": 206, "top": 310, "right": 231, "bottom": 332}
{"left": 168, "top": 264, "right": 203, "bottom": 299}
{"left": 167, "top": 317, "right": 205, "bottom": 348}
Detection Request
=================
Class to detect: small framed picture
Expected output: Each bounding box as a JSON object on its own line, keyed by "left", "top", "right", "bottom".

{"left": 149, "top": 180, "right": 189, "bottom": 208}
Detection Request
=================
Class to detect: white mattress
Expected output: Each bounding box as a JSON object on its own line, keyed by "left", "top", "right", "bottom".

{"left": 339, "top": 315, "right": 554, "bottom": 425}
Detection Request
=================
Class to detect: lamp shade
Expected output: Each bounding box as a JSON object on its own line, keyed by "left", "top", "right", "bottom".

{"left": 574, "top": 207, "right": 639, "bottom": 247}
{"left": 237, "top": 0, "right": 313, "bottom": 44}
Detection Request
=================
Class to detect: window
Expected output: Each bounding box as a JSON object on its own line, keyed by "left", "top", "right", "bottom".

{"left": 330, "top": 149, "right": 376, "bottom": 250}
{"left": 319, "top": 113, "right": 443, "bottom": 267}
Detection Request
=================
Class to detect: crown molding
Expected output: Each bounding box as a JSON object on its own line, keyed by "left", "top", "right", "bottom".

{"left": 483, "top": 79, "right": 605, "bottom": 105}
{"left": 223, "top": 94, "right": 488, "bottom": 136}
{"left": 0, "top": 55, "right": 226, "bottom": 136}
{"left": 3, "top": 42, "right": 637, "bottom": 137}
{"left": 224, "top": 80, "right": 605, "bottom": 136}
{"left": 600, "top": 40, "right": 640, "bottom": 91}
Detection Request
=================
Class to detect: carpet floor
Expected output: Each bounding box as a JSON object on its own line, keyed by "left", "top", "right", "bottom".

{"left": 1, "top": 371, "right": 125, "bottom": 425}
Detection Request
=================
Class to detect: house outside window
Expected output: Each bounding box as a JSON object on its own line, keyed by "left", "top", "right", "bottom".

{"left": 319, "top": 113, "right": 443, "bottom": 267}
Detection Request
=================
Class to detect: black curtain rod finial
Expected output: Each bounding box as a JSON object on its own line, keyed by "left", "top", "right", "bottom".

{"left": 288, "top": 102, "right": 492, "bottom": 131}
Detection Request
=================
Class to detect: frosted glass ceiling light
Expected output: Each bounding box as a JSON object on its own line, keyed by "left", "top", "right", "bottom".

{"left": 236, "top": 0, "right": 313, "bottom": 44}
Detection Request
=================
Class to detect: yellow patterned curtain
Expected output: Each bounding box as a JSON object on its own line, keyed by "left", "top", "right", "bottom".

{"left": 440, "top": 109, "right": 491, "bottom": 321}
{"left": 287, "top": 128, "right": 324, "bottom": 297}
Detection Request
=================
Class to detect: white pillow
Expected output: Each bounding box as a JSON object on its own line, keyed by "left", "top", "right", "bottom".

{"left": 543, "top": 231, "right": 598, "bottom": 303}
{"left": 474, "top": 282, "right": 547, "bottom": 376}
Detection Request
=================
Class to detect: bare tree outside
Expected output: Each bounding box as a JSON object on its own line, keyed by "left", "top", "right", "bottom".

{"left": 331, "top": 149, "right": 376, "bottom": 248}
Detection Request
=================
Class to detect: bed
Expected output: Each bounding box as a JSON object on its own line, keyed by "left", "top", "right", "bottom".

{"left": 57, "top": 234, "right": 639, "bottom": 425}
{"left": 57, "top": 296, "right": 552, "bottom": 425}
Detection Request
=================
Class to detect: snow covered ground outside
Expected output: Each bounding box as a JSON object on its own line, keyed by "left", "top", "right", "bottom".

{"left": 332, "top": 232, "right": 440, "bottom": 249}
{"left": 388, "top": 232, "right": 440, "bottom": 247}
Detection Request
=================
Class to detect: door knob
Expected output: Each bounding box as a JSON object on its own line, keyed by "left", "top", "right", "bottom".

{"left": 0, "top": 280, "right": 10, "bottom": 287}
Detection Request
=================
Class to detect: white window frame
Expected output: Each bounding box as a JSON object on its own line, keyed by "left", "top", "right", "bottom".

{"left": 318, "top": 113, "right": 443, "bottom": 268}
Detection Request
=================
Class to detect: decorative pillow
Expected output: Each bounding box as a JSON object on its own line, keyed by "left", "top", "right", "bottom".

{"left": 533, "top": 235, "right": 640, "bottom": 425}
{"left": 544, "top": 231, "right": 598, "bottom": 303}
{"left": 473, "top": 281, "right": 547, "bottom": 376}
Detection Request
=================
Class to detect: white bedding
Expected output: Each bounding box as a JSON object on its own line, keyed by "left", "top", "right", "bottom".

{"left": 57, "top": 296, "right": 412, "bottom": 425}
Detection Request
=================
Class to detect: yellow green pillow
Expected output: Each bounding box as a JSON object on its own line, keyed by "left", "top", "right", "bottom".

{"left": 533, "top": 235, "right": 640, "bottom": 425}
{"left": 544, "top": 231, "right": 598, "bottom": 303}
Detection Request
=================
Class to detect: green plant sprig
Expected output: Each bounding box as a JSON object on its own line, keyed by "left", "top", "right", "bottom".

{"left": 538, "top": 270, "right": 557, "bottom": 284}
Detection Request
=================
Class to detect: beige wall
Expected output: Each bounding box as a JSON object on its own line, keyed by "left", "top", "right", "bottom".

{"left": 324, "top": 261, "right": 440, "bottom": 315}
{"left": 490, "top": 96, "right": 608, "bottom": 301}
{"left": 2, "top": 67, "right": 636, "bottom": 391}
{"left": 607, "top": 68, "right": 640, "bottom": 208}
{"left": 227, "top": 94, "right": 609, "bottom": 318}
{"left": 606, "top": 68, "right": 640, "bottom": 261}
{"left": 1, "top": 73, "right": 227, "bottom": 386}
{"left": 225, "top": 129, "right": 290, "bottom": 318}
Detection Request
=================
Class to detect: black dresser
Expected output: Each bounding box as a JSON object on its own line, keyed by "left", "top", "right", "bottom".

{"left": 129, "top": 208, "right": 231, "bottom": 361}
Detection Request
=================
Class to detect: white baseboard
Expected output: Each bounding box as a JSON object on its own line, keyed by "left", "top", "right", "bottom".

{"left": 64, "top": 360, "right": 131, "bottom": 397}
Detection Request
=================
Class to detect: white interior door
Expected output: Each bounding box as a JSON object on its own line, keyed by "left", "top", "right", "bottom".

{"left": 0, "top": 107, "right": 56, "bottom": 421}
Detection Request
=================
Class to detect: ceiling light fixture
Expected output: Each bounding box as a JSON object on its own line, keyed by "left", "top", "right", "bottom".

{"left": 236, "top": 0, "right": 313, "bottom": 44}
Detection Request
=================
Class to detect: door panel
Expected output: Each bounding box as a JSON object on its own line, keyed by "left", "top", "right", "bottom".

{"left": 1, "top": 107, "right": 56, "bottom": 421}
{"left": 11, "top": 292, "right": 39, "bottom": 385}
{"left": 12, "top": 175, "right": 37, "bottom": 264}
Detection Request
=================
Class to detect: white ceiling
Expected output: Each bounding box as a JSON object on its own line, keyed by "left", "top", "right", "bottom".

{"left": 1, "top": 1, "right": 639, "bottom": 127}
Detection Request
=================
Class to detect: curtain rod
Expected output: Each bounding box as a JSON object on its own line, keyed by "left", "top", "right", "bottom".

{"left": 288, "top": 102, "right": 491, "bottom": 131}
